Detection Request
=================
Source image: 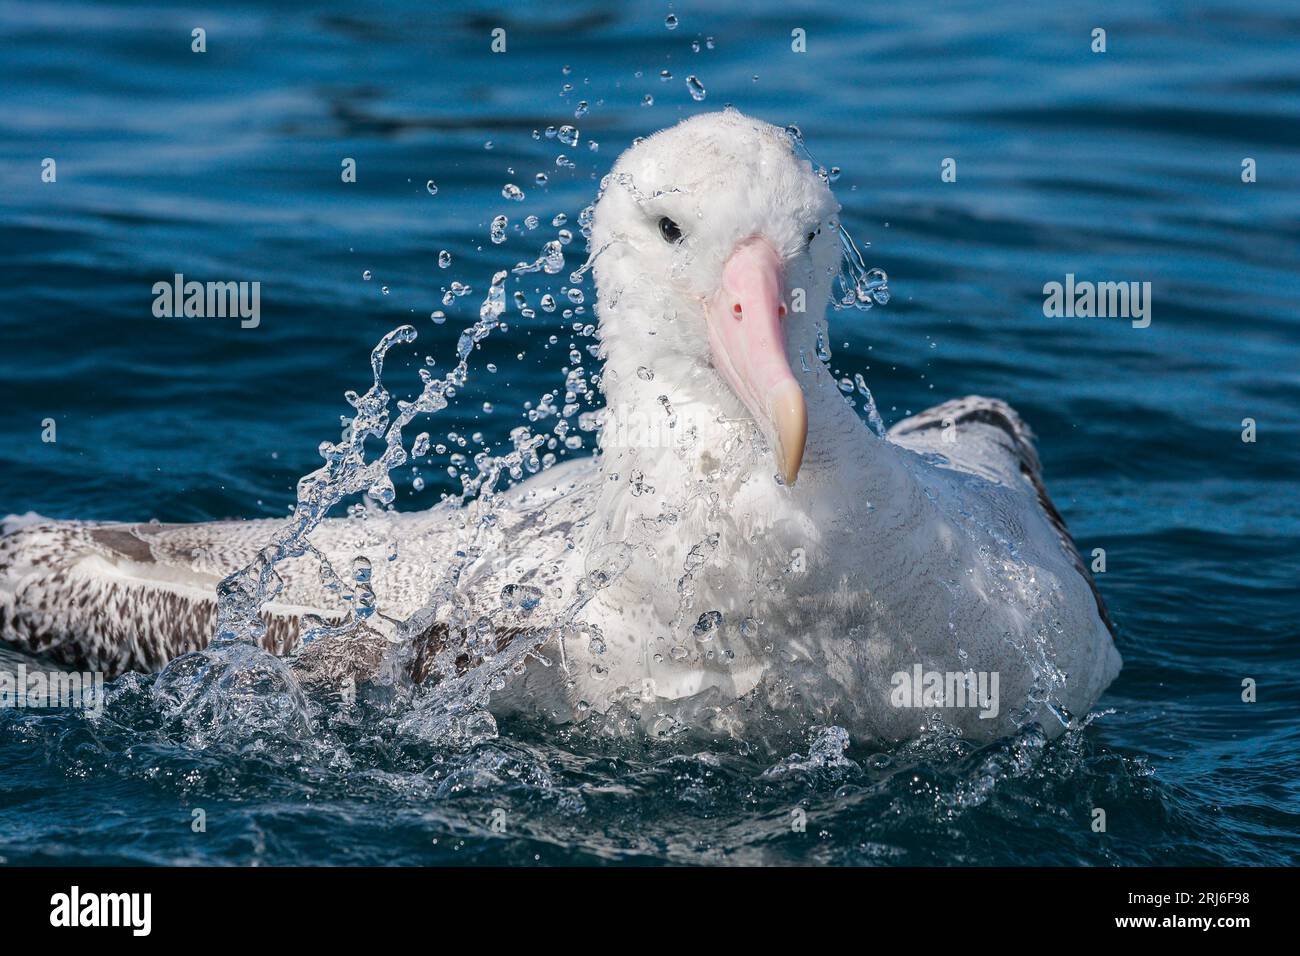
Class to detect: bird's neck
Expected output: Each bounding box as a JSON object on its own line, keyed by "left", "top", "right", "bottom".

{"left": 582, "top": 350, "right": 923, "bottom": 643}
{"left": 593, "top": 349, "right": 911, "bottom": 533}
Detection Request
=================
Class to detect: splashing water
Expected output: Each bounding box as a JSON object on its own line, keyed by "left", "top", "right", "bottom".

{"left": 147, "top": 160, "right": 642, "bottom": 748}
{"left": 149, "top": 113, "right": 908, "bottom": 756}
{"left": 833, "top": 225, "right": 890, "bottom": 312}
{"left": 150, "top": 269, "right": 534, "bottom": 745}
{"left": 783, "top": 123, "right": 891, "bottom": 314}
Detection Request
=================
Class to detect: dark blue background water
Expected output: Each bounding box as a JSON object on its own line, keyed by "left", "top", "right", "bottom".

{"left": 2, "top": 0, "right": 1298, "bottom": 865}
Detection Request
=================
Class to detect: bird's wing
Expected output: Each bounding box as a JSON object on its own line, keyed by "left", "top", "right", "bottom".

{"left": 398, "top": 456, "right": 602, "bottom": 682}
{"left": 887, "top": 395, "right": 1115, "bottom": 637}
{"left": 0, "top": 457, "right": 602, "bottom": 677}
{"left": 0, "top": 512, "right": 390, "bottom": 676}
{"left": 460, "top": 455, "right": 600, "bottom": 596}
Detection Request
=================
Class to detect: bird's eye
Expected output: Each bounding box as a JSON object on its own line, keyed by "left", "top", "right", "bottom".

{"left": 658, "top": 217, "right": 683, "bottom": 244}
{"left": 806, "top": 226, "right": 821, "bottom": 248}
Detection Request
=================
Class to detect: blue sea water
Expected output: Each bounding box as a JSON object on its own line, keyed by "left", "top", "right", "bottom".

{"left": 1, "top": 0, "right": 1298, "bottom": 866}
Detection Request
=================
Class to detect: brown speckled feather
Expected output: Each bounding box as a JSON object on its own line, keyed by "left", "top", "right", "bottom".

{"left": 0, "top": 458, "right": 597, "bottom": 677}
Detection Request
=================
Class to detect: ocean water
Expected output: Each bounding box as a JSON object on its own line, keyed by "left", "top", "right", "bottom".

{"left": 1, "top": 0, "right": 1298, "bottom": 866}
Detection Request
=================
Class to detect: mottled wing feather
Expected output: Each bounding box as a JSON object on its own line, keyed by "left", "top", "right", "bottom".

{"left": 0, "top": 519, "right": 323, "bottom": 673}
{"left": 1, "top": 457, "right": 601, "bottom": 678}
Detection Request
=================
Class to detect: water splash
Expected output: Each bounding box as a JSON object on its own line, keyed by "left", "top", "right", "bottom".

{"left": 151, "top": 269, "right": 523, "bottom": 745}
{"left": 832, "top": 224, "right": 890, "bottom": 311}
{"left": 783, "top": 124, "right": 891, "bottom": 313}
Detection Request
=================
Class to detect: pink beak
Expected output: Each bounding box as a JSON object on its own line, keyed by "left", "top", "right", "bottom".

{"left": 706, "top": 237, "right": 808, "bottom": 485}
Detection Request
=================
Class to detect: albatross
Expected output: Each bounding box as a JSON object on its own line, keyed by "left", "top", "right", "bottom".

{"left": 0, "top": 110, "right": 1121, "bottom": 744}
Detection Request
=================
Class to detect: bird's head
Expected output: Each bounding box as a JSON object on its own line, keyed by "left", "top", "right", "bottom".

{"left": 589, "top": 109, "right": 842, "bottom": 486}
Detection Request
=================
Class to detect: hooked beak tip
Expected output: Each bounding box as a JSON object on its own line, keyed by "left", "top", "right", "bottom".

{"left": 769, "top": 379, "right": 808, "bottom": 486}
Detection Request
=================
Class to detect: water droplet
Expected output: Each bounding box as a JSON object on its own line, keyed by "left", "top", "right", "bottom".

{"left": 502, "top": 183, "right": 524, "bottom": 201}
{"left": 686, "top": 75, "right": 706, "bottom": 101}
{"left": 692, "top": 610, "right": 722, "bottom": 641}
{"left": 637, "top": 366, "right": 654, "bottom": 381}
{"left": 652, "top": 715, "right": 681, "bottom": 737}
{"left": 438, "top": 250, "right": 451, "bottom": 268}
{"left": 430, "top": 310, "right": 446, "bottom": 325}
{"left": 642, "top": 94, "right": 654, "bottom": 107}
{"left": 425, "top": 180, "right": 438, "bottom": 196}
{"left": 665, "top": 13, "right": 678, "bottom": 29}
{"left": 362, "top": 270, "right": 372, "bottom": 280}
{"left": 500, "top": 583, "right": 544, "bottom": 616}
{"left": 490, "top": 215, "right": 508, "bottom": 244}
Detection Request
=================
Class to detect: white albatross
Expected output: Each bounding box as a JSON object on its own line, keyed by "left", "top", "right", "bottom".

{"left": 0, "top": 110, "right": 1120, "bottom": 744}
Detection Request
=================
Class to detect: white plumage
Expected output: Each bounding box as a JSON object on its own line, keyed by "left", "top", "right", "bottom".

{"left": 0, "top": 110, "right": 1120, "bottom": 745}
